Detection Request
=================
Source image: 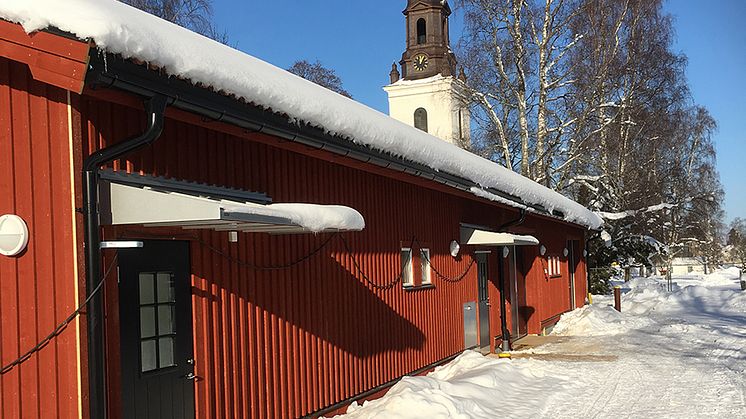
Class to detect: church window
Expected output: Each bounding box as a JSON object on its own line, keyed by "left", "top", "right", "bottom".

{"left": 414, "top": 108, "right": 428, "bottom": 132}
{"left": 417, "top": 18, "right": 427, "bottom": 44}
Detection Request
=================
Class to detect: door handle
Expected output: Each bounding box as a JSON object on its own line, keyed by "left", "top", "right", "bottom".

{"left": 184, "top": 372, "right": 201, "bottom": 381}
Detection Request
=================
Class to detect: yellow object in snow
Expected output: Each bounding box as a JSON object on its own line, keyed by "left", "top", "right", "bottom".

{"left": 497, "top": 352, "right": 512, "bottom": 359}
{"left": 588, "top": 293, "right": 593, "bottom": 304}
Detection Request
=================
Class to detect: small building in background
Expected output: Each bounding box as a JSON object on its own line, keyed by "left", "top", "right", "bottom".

{"left": 671, "top": 257, "right": 708, "bottom": 275}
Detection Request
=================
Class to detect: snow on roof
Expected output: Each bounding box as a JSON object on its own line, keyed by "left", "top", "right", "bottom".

{"left": 390, "top": 74, "right": 448, "bottom": 86}
{"left": 0, "top": 0, "right": 603, "bottom": 230}
{"left": 671, "top": 257, "right": 705, "bottom": 266}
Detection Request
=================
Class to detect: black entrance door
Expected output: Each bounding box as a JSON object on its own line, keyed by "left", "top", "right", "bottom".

{"left": 476, "top": 252, "right": 491, "bottom": 352}
{"left": 118, "top": 240, "right": 195, "bottom": 419}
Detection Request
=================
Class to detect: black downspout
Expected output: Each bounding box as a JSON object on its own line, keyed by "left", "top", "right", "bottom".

{"left": 585, "top": 230, "right": 591, "bottom": 303}
{"left": 498, "top": 208, "right": 527, "bottom": 232}
{"left": 497, "top": 209, "right": 527, "bottom": 352}
{"left": 83, "top": 95, "right": 169, "bottom": 419}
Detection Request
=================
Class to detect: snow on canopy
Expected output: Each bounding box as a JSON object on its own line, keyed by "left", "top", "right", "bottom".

{"left": 0, "top": 0, "right": 603, "bottom": 230}
{"left": 222, "top": 202, "right": 366, "bottom": 233}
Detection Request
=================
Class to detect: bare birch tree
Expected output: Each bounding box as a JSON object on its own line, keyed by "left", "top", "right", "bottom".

{"left": 456, "top": 0, "right": 724, "bottom": 274}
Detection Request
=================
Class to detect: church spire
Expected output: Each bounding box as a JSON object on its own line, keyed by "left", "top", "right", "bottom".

{"left": 384, "top": 1, "right": 470, "bottom": 147}
{"left": 399, "top": 0, "right": 456, "bottom": 80}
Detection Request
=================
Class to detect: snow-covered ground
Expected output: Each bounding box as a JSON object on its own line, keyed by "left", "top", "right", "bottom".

{"left": 333, "top": 268, "right": 746, "bottom": 418}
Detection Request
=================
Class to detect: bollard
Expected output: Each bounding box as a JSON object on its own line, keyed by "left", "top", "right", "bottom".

{"left": 613, "top": 286, "right": 622, "bottom": 312}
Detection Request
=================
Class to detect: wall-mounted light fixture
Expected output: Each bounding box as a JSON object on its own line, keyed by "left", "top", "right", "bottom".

{"left": 0, "top": 214, "right": 29, "bottom": 257}
{"left": 539, "top": 244, "right": 547, "bottom": 256}
{"left": 563, "top": 248, "right": 569, "bottom": 257}
{"left": 502, "top": 246, "right": 510, "bottom": 259}
{"left": 583, "top": 249, "right": 588, "bottom": 258}
{"left": 449, "top": 240, "right": 460, "bottom": 258}
{"left": 229, "top": 231, "right": 238, "bottom": 243}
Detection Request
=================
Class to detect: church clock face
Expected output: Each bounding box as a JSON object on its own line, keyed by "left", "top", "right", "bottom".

{"left": 413, "top": 54, "right": 429, "bottom": 72}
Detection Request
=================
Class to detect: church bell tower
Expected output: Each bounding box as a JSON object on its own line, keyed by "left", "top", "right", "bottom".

{"left": 384, "top": 0, "right": 470, "bottom": 147}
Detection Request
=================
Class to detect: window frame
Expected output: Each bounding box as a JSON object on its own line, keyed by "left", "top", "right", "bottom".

{"left": 547, "top": 255, "right": 562, "bottom": 278}
{"left": 137, "top": 271, "right": 178, "bottom": 373}
{"left": 416, "top": 18, "right": 427, "bottom": 44}
{"left": 420, "top": 248, "right": 432, "bottom": 285}
{"left": 401, "top": 247, "right": 414, "bottom": 287}
{"left": 414, "top": 107, "right": 428, "bottom": 132}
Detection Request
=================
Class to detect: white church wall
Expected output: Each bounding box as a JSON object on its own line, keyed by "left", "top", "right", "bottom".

{"left": 384, "top": 76, "right": 471, "bottom": 146}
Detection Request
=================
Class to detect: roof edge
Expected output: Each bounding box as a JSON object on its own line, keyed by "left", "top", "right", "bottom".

{"left": 82, "top": 50, "right": 601, "bottom": 229}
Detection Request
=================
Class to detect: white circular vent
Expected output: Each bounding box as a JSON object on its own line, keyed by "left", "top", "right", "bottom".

{"left": 0, "top": 214, "right": 29, "bottom": 256}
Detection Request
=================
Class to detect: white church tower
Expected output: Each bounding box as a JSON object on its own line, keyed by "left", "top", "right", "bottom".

{"left": 384, "top": 0, "right": 470, "bottom": 147}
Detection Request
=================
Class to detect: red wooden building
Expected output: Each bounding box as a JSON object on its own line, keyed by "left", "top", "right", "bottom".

{"left": 0, "top": 1, "right": 602, "bottom": 418}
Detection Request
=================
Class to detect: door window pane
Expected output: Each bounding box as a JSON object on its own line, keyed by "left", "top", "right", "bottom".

{"left": 159, "top": 337, "right": 175, "bottom": 368}
{"left": 158, "top": 305, "right": 175, "bottom": 335}
{"left": 139, "top": 273, "right": 155, "bottom": 304}
{"left": 141, "top": 340, "right": 157, "bottom": 372}
{"left": 140, "top": 307, "right": 156, "bottom": 338}
{"left": 157, "top": 272, "right": 175, "bottom": 303}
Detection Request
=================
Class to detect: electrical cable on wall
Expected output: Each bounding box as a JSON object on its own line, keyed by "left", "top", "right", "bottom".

{"left": 196, "top": 233, "right": 339, "bottom": 270}
{"left": 338, "top": 235, "right": 417, "bottom": 290}
{"left": 125, "top": 231, "right": 472, "bottom": 288}
{"left": 0, "top": 256, "right": 119, "bottom": 375}
{"left": 123, "top": 230, "right": 339, "bottom": 271}
{"left": 415, "top": 238, "right": 475, "bottom": 283}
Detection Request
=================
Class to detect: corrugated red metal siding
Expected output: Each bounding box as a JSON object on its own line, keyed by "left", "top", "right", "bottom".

{"left": 80, "top": 97, "right": 482, "bottom": 419}
{"left": 80, "top": 94, "right": 589, "bottom": 418}
{"left": 0, "top": 58, "right": 82, "bottom": 419}
{"left": 519, "top": 218, "right": 587, "bottom": 334}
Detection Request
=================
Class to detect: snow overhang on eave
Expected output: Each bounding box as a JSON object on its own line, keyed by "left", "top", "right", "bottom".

{"left": 99, "top": 172, "right": 365, "bottom": 235}
{"left": 81, "top": 53, "right": 560, "bottom": 221}
{"left": 460, "top": 225, "right": 539, "bottom": 246}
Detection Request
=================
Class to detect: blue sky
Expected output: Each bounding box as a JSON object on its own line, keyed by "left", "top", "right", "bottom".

{"left": 214, "top": 1, "right": 744, "bottom": 224}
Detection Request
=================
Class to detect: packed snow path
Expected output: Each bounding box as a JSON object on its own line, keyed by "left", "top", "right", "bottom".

{"left": 334, "top": 268, "right": 746, "bottom": 418}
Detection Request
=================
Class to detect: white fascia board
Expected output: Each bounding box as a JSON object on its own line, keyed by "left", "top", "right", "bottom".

{"left": 105, "top": 182, "right": 222, "bottom": 225}
{"left": 460, "top": 227, "right": 539, "bottom": 246}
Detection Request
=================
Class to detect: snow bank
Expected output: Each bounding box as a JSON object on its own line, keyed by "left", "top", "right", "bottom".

{"left": 551, "top": 304, "right": 653, "bottom": 336}
{"left": 555, "top": 268, "right": 745, "bottom": 336}
{"left": 333, "top": 270, "right": 746, "bottom": 418}
{"left": 335, "top": 351, "right": 571, "bottom": 419}
{"left": 722, "top": 289, "right": 746, "bottom": 311}
{"left": 701, "top": 266, "right": 742, "bottom": 285}
{"left": 0, "top": 0, "right": 603, "bottom": 230}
